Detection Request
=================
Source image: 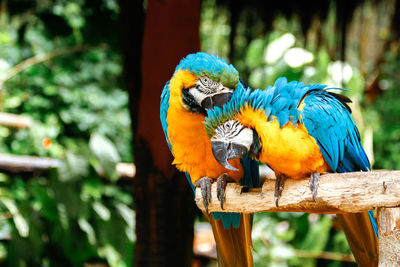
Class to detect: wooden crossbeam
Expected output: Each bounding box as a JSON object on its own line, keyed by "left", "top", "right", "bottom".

{"left": 195, "top": 170, "right": 400, "bottom": 266}
{"left": 0, "top": 153, "right": 135, "bottom": 178}
{"left": 195, "top": 171, "right": 400, "bottom": 214}
{"left": 0, "top": 112, "right": 32, "bottom": 128}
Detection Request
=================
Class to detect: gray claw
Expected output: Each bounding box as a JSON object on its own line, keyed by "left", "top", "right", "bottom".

{"left": 195, "top": 177, "right": 213, "bottom": 213}
{"left": 275, "top": 174, "right": 287, "bottom": 207}
{"left": 216, "top": 173, "right": 234, "bottom": 209}
{"left": 309, "top": 172, "right": 320, "bottom": 202}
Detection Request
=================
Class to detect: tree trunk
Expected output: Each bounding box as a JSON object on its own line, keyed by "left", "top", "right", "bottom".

{"left": 119, "top": 0, "right": 201, "bottom": 266}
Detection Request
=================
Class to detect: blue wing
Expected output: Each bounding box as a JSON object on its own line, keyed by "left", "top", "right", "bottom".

{"left": 300, "top": 90, "right": 370, "bottom": 172}
{"left": 160, "top": 81, "right": 195, "bottom": 192}
{"left": 300, "top": 89, "right": 377, "bottom": 236}
{"left": 160, "top": 81, "right": 172, "bottom": 151}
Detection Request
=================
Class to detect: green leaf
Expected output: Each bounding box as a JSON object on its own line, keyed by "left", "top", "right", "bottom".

{"left": 98, "top": 244, "right": 126, "bottom": 267}
{"left": 1, "top": 198, "right": 29, "bottom": 238}
{"left": 92, "top": 201, "right": 111, "bottom": 221}
{"left": 89, "top": 133, "right": 120, "bottom": 181}
{"left": 78, "top": 218, "right": 96, "bottom": 245}
{"left": 58, "top": 152, "right": 89, "bottom": 182}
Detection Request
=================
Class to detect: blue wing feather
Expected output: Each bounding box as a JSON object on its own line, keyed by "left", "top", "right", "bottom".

{"left": 160, "top": 81, "right": 172, "bottom": 151}
{"left": 301, "top": 91, "right": 357, "bottom": 171}
{"left": 300, "top": 90, "right": 377, "bottom": 236}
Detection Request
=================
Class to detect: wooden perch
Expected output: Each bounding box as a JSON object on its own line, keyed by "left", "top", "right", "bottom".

{"left": 0, "top": 153, "right": 135, "bottom": 178}
{"left": 0, "top": 112, "right": 32, "bottom": 128}
{"left": 0, "top": 154, "right": 60, "bottom": 171}
{"left": 195, "top": 171, "right": 400, "bottom": 214}
{"left": 378, "top": 207, "right": 400, "bottom": 265}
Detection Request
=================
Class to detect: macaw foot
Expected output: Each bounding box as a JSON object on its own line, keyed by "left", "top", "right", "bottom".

{"left": 274, "top": 174, "right": 287, "bottom": 207}
{"left": 309, "top": 172, "right": 320, "bottom": 202}
{"left": 216, "top": 173, "right": 234, "bottom": 210}
{"left": 194, "top": 177, "right": 213, "bottom": 213}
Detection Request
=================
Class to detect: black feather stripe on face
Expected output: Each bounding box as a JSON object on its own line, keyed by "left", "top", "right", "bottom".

{"left": 182, "top": 89, "right": 207, "bottom": 115}
{"left": 251, "top": 129, "right": 261, "bottom": 158}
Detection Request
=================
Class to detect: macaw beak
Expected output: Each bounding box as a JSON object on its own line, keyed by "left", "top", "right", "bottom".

{"left": 201, "top": 93, "right": 233, "bottom": 110}
{"left": 211, "top": 141, "right": 249, "bottom": 171}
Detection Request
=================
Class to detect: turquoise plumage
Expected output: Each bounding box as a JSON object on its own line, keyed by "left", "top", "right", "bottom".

{"left": 205, "top": 77, "right": 327, "bottom": 136}
{"left": 173, "top": 53, "right": 239, "bottom": 88}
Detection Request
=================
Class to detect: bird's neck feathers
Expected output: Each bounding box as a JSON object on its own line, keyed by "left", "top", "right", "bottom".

{"left": 167, "top": 106, "right": 244, "bottom": 182}
{"left": 168, "top": 69, "right": 197, "bottom": 109}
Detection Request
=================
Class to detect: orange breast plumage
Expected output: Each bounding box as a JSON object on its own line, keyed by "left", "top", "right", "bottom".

{"left": 237, "top": 107, "right": 330, "bottom": 179}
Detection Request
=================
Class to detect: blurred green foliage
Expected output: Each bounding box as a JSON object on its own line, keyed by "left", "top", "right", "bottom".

{"left": 0, "top": 0, "right": 134, "bottom": 266}
{"left": 368, "top": 51, "right": 400, "bottom": 170}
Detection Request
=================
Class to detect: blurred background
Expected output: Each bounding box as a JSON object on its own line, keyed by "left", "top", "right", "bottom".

{"left": 0, "top": 0, "right": 398, "bottom": 266}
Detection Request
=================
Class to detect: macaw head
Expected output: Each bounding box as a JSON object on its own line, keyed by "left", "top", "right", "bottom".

{"left": 168, "top": 52, "right": 240, "bottom": 114}
{"left": 210, "top": 120, "right": 257, "bottom": 170}
{"left": 204, "top": 86, "right": 266, "bottom": 171}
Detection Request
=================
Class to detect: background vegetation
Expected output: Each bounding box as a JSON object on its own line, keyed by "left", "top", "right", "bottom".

{"left": 0, "top": 1, "right": 133, "bottom": 266}
{"left": 0, "top": 0, "right": 398, "bottom": 266}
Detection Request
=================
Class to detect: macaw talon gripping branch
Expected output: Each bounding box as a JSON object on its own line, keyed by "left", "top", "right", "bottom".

{"left": 194, "top": 177, "right": 213, "bottom": 213}
{"left": 274, "top": 174, "right": 287, "bottom": 207}
{"left": 216, "top": 173, "right": 234, "bottom": 209}
{"left": 309, "top": 172, "right": 320, "bottom": 202}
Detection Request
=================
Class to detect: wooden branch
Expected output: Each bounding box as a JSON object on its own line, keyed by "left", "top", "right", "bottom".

{"left": 115, "top": 162, "right": 136, "bottom": 178}
{"left": 0, "top": 154, "right": 135, "bottom": 178}
{"left": 0, "top": 45, "right": 93, "bottom": 86}
{"left": 378, "top": 207, "right": 400, "bottom": 266}
{"left": 0, "top": 154, "right": 60, "bottom": 171}
{"left": 293, "top": 249, "right": 354, "bottom": 262}
{"left": 0, "top": 112, "right": 32, "bottom": 128}
{"left": 195, "top": 171, "right": 400, "bottom": 214}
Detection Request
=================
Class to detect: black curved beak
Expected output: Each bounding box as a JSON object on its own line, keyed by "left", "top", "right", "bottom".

{"left": 201, "top": 93, "right": 233, "bottom": 110}
{"left": 211, "top": 141, "right": 249, "bottom": 171}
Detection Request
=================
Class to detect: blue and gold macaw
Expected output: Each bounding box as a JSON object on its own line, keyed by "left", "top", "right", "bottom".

{"left": 160, "top": 52, "right": 259, "bottom": 266}
{"left": 204, "top": 77, "right": 378, "bottom": 266}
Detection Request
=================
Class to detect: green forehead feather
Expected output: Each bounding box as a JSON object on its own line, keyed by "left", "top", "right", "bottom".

{"left": 204, "top": 85, "right": 254, "bottom": 138}
{"left": 204, "top": 108, "right": 237, "bottom": 138}
{"left": 175, "top": 52, "right": 239, "bottom": 88}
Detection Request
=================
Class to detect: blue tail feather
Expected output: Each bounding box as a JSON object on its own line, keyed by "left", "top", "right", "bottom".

{"left": 368, "top": 210, "right": 379, "bottom": 238}
{"left": 337, "top": 146, "right": 378, "bottom": 238}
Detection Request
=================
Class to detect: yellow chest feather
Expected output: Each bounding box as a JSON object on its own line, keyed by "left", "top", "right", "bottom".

{"left": 167, "top": 106, "right": 243, "bottom": 183}
{"left": 238, "top": 108, "right": 329, "bottom": 179}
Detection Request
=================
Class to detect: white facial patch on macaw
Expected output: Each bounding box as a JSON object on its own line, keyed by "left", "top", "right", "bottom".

{"left": 188, "top": 76, "right": 234, "bottom": 106}
{"left": 211, "top": 120, "right": 254, "bottom": 151}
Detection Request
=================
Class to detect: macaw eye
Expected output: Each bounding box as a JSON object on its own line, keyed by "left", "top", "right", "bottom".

{"left": 200, "top": 76, "right": 219, "bottom": 89}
